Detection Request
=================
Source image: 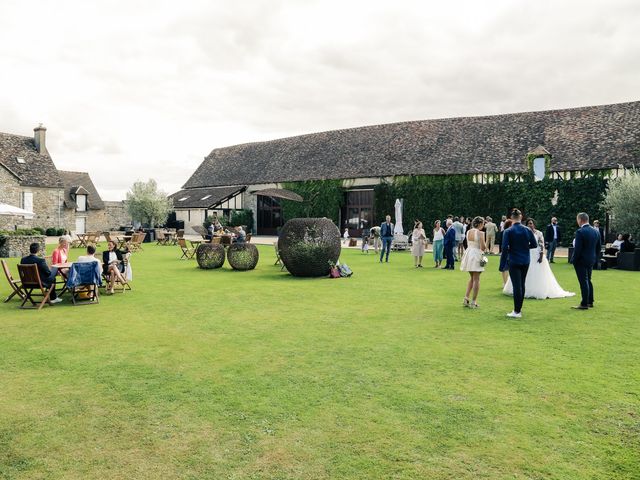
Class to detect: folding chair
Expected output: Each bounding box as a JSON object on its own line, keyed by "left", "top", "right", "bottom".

{"left": 2, "top": 259, "right": 25, "bottom": 303}
{"left": 101, "top": 254, "right": 132, "bottom": 293}
{"left": 178, "top": 238, "right": 196, "bottom": 259}
{"left": 66, "top": 262, "right": 101, "bottom": 305}
{"left": 17, "top": 264, "right": 55, "bottom": 310}
{"left": 155, "top": 229, "right": 167, "bottom": 245}
{"left": 274, "top": 241, "right": 286, "bottom": 270}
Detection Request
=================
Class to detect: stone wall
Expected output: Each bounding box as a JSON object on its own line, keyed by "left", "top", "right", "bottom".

{"left": 102, "top": 201, "right": 131, "bottom": 230}
{"left": 0, "top": 235, "right": 46, "bottom": 258}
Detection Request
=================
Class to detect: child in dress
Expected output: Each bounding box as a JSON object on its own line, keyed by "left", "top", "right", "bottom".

{"left": 343, "top": 228, "right": 350, "bottom": 245}
{"left": 362, "top": 236, "right": 370, "bottom": 254}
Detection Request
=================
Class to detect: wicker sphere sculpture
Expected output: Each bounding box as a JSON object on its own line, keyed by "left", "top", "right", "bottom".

{"left": 196, "top": 243, "right": 225, "bottom": 269}
{"left": 227, "top": 243, "right": 259, "bottom": 271}
{"left": 279, "top": 218, "right": 341, "bottom": 277}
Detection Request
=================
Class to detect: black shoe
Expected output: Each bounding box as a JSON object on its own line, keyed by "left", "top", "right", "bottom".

{"left": 550, "top": 260, "right": 555, "bottom": 263}
{"left": 588, "top": 303, "right": 594, "bottom": 308}
{"left": 572, "top": 305, "right": 589, "bottom": 310}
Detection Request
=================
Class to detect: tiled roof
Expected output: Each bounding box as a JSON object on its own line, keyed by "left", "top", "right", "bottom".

{"left": 58, "top": 170, "right": 105, "bottom": 210}
{"left": 169, "top": 186, "right": 246, "bottom": 208}
{"left": 184, "top": 101, "right": 640, "bottom": 188}
{"left": 0, "top": 132, "right": 63, "bottom": 188}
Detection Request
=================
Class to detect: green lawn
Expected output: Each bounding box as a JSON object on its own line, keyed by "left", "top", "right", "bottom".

{"left": 1, "top": 243, "right": 639, "bottom": 479}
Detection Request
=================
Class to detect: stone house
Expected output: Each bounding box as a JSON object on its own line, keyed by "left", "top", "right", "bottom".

{"left": 0, "top": 125, "right": 130, "bottom": 232}
{"left": 173, "top": 100, "right": 640, "bottom": 235}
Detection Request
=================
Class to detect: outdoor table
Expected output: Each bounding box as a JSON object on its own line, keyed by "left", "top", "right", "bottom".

{"left": 190, "top": 240, "right": 203, "bottom": 248}
{"left": 164, "top": 232, "right": 174, "bottom": 245}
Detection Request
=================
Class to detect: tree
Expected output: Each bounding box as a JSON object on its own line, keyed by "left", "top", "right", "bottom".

{"left": 125, "top": 179, "right": 173, "bottom": 227}
{"left": 602, "top": 168, "right": 640, "bottom": 239}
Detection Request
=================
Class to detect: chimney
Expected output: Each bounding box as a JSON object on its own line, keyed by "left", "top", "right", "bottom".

{"left": 34, "top": 123, "right": 47, "bottom": 154}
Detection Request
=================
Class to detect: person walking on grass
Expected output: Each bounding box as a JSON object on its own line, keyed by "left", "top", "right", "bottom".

{"left": 460, "top": 216, "right": 486, "bottom": 308}
{"left": 499, "top": 209, "right": 537, "bottom": 318}
{"left": 411, "top": 220, "right": 427, "bottom": 268}
{"left": 379, "top": 215, "right": 394, "bottom": 263}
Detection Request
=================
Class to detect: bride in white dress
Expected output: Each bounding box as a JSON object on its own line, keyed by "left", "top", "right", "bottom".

{"left": 503, "top": 218, "right": 575, "bottom": 299}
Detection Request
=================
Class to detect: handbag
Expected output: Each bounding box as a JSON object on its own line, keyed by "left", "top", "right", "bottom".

{"left": 329, "top": 267, "right": 341, "bottom": 278}
{"left": 479, "top": 255, "right": 489, "bottom": 267}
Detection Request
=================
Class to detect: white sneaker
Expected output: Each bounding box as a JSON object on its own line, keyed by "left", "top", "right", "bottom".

{"left": 506, "top": 311, "right": 521, "bottom": 318}
{"left": 50, "top": 298, "right": 63, "bottom": 304}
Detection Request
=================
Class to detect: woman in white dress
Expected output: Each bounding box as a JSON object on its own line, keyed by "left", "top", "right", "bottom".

{"left": 460, "top": 216, "right": 486, "bottom": 308}
{"left": 411, "top": 221, "right": 427, "bottom": 268}
{"left": 503, "top": 218, "right": 575, "bottom": 299}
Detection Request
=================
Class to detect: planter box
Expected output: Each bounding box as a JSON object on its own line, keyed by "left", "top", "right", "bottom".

{"left": 0, "top": 235, "right": 46, "bottom": 258}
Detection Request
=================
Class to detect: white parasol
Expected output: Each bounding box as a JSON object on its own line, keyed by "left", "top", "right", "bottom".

{"left": 394, "top": 198, "right": 403, "bottom": 234}
{"left": 0, "top": 203, "right": 34, "bottom": 218}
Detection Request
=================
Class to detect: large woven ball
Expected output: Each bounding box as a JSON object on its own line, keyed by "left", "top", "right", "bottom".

{"left": 227, "top": 243, "right": 259, "bottom": 271}
{"left": 279, "top": 218, "right": 341, "bottom": 277}
{"left": 196, "top": 243, "right": 225, "bottom": 269}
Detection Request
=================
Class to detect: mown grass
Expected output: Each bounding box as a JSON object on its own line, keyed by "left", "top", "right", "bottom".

{"left": 1, "top": 243, "right": 639, "bottom": 479}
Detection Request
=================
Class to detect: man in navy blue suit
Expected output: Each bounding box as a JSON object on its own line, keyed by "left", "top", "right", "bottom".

{"left": 499, "top": 209, "right": 537, "bottom": 318}
{"left": 379, "top": 215, "right": 394, "bottom": 263}
{"left": 20, "top": 242, "right": 62, "bottom": 303}
{"left": 442, "top": 219, "right": 456, "bottom": 270}
{"left": 571, "top": 212, "right": 601, "bottom": 310}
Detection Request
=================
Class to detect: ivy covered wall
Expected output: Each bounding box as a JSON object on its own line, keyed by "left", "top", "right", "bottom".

{"left": 374, "top": 174, "right": 609, "bottom": 245}
{"left": 276, "top": 173, "right": 609, "bottom": 246}
{"left": 280, "top": 180, "right": 345, "bottom": 224}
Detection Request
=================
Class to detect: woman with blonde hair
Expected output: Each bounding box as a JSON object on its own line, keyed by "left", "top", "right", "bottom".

{"left": 51, "top": 236, "right": 69, "bottom": 265}
{"left": 460, "top": 216, "right": 486, "bottom": 308}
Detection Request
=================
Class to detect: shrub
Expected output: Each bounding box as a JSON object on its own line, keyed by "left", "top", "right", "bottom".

{"left": 602, "top": 168, "right": 640, "bottom": 240}
{"left": 227, "top": 243, "right": 259, "bottom": 271}
{"left": 229, "top": 209, "right": 254, "bottom": 231}
{"left": 56, "top": 228, "right": 66, "bottom": 236}
{"left": 278, "top": 218, "right": 341, "bottom": 277}
{"left": 195, "top": 243, "right": 226, "bottom": 269}
{"left": 33, "top": 227, "right": 46, "bottom": 235}
{"left": 45, "top": 227, "right": 57, "bottom": 236}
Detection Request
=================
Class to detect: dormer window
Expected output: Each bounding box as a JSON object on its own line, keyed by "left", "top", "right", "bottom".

{"left": 16, "top": 157, "right": 25, "bottom": 164}
{"left": 178, "top": 196, "right": 189, "bottom": 201}
{"left": 76, "top": 194, "right": 87, "bottom": 212}
{"left": 201, "top": 195, "right": 211, "bottom": 200}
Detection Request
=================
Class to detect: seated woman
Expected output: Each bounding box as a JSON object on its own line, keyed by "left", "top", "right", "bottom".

{"left": 51, "top": 236, "right": 69, "bottom": 265}
{"left": 102, "top": 240, "right": 129, "bottom": 294}
{"left": 620, "top": 234, "right": 636, "bottom": 253}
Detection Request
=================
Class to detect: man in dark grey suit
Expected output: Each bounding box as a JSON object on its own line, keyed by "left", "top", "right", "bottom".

{"left": 571, "top": 212, "right": 601, "bottom": 310}
{"left": 20, "top": 242, "right": 62, "bottom": 303}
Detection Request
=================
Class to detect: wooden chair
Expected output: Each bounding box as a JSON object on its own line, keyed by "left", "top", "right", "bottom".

{"left": 101, "top": 254, "right": 133, "bottom": 293}
{"left": 211, "top": 236, "right": 222, "bottom": 244}
{"left": 17, "top": 264, "right": 54, "bottom": 310}
{"left": 178, "top": 238, "right": 196, "bottom": 259}
{"left": 2, "top": 259, "right": 25, "bottom": 303}
{"left": 221, "top": 235, "right": 232, "bottom": 246}
{"left": 273, "top": 241, "right": 285, "bottom": 270}
{"left": 155, "top": 229, "right": 167, "bottom": 245}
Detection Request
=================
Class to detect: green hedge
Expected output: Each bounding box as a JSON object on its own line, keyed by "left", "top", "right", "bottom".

{"left": 374, "top": 174, "right": 609, "bottom": 245}
{"left": 281, "top": 180, "right": 345, "bottom": 224}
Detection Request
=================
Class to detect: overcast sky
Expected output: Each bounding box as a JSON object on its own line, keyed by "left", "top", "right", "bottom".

{"left": 1, "top": 0, "right": 638, "bottom": 199}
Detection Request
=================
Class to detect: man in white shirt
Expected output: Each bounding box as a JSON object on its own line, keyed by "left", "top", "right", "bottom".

{"left": 76, "top": 245, "right": 101, "bottom": 263}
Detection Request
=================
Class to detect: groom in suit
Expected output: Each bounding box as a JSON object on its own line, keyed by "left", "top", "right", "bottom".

{"left": 571, "top": 212, "right": 601, "bottom": 310}
{"left": 499, "top": 209, "right": 537, "bottom": 318}
{"left": 379, "top": 215, "right": 394, "bottom": 263}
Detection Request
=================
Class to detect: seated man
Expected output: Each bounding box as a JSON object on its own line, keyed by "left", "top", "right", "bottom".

{"left": 206, "top": 223, "right": 215, "bottom": 241}
{"left": 234, "top": 226, "right": 246, "bottom": 244}
{"left": 20, "top": 242, "right": 62, "bottom": 304}
{"left": 76, "top": 245, "right": 101, "bottom": 263}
